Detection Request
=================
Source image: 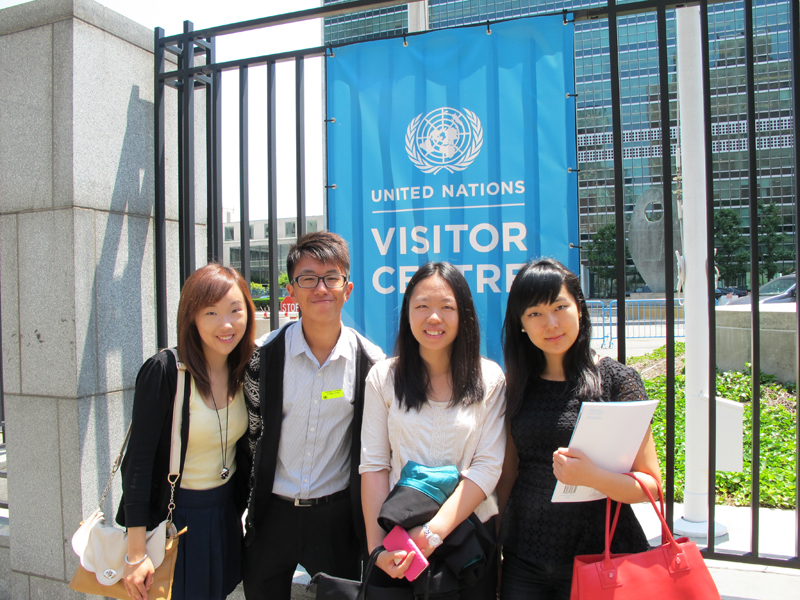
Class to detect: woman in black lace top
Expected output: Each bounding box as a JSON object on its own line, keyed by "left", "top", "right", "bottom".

{"left": 496, "top": 258, "right": 661, "bottom": 600}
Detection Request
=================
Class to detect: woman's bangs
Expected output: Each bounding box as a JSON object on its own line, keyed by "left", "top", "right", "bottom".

{"left": 192, "top": 270, "right": 238, "bottom": 315}
{"left": 520, "top": 268, "right": 565, "bottom": 314}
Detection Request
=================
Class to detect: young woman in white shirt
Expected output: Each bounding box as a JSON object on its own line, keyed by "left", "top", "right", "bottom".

{"left": 360, "top": 261, "right": 507, "bottom": 599}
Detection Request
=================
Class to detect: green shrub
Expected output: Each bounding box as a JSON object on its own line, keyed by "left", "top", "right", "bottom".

{"left": 643, "top": 347, "right": 796, "bottom": 509}
{"left": 253, "top": 297, "right": 289, "bottom": 310}
{"left": 250, "top": 281, "right": 267, "bottom": 298}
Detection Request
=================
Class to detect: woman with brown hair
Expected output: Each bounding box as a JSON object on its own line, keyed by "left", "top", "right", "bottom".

{"left": 116, "top": 264, "right": 255, "bottom": 600}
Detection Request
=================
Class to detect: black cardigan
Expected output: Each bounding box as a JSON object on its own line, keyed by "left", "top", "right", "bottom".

{"left": 240, "top": 324, "right": 376, "bottom": 553}
{"left": 116, "top": 350, "right": 246, "bottom": 530}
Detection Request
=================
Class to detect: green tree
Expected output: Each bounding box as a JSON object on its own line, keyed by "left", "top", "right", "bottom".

{"left": 714, "top": 209, "right": 748, "bottom": 285}
{"left": 587, "top": 224, "right": 617, "bottom": 282}
{"left": 250, "top": 281, "right": 267, "bottom": 298}
{"left": 758, "top": 201, "right": 791, "bottom": 281}
{"left": 279, "top": 271, "right": 290, "bottom": 288}
{"left": 586, "top": 224, "right": 634, "bottom": 295}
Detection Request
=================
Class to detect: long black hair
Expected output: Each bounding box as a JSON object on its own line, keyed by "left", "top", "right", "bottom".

{"left": 393, "top": 262, "right": 485, "bottom": 411}
{"left": 502, "top": 258, "right": 600, "bottom": 419}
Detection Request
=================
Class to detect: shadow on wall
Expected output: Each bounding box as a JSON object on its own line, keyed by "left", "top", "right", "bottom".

{"left": 77, "top": 84, "right": 154, "bottom": 513}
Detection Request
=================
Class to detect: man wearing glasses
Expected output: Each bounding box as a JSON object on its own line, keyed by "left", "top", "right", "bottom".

{"left": 239, "top": 231, "right": 386, "bottom": 600}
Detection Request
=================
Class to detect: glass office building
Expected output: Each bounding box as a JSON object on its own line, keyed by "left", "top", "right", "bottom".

{"left": 323, "top": 0, "right": 796, "bottom": 291}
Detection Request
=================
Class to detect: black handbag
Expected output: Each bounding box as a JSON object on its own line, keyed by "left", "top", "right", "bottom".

{"left": 309, "top": 546, "right": 416, "bottom": 600}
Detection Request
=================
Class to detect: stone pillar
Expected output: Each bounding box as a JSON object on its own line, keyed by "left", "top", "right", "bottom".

{"left": 0, "top": 0, "right": 205, "bottom": 597}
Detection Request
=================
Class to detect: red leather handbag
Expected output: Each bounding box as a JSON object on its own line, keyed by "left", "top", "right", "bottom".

{"left": 571, "top": 473, "right": 721, "bottom": 599}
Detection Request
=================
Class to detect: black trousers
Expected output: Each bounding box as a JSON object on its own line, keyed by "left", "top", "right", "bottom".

{"left": 242, "top": 493, "right": 361, "bottom": 600}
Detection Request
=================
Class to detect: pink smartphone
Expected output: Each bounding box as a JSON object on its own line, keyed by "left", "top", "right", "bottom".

{"left": 382, "top": 525, "right": 430, "bottom": 581}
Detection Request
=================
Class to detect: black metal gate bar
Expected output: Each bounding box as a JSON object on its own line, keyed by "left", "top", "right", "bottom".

{"left": 160, "top": 47, "right": 327, "bottom": 83}
{"left": 791, "top": 0, "right": 800, "bottom": 560}
{"left": 159, "top": 0, "right": 421, "bottom": 45}
{"left": 178, "top": 21, "right": 196, "bottom": 285}
{"left": 607, "top": 2, "right": 628, "bottom": 364}
{"left": 743, "top": 0, "right": 762, "bottom": 557}
{"left": 296, "top": 57, "right": 307, "bottom": 241}
{"left": 699, "top": 0, "right": 720, "bottom": 553}
{"left": 267, "top": 61, "right": 280, "bottom": 330}
{"left": 154, "top": 27, "right": 169, "bottom": 349}
{"left": 239, "top": 66, "right": 251, "bottom": 285}
{"left": 573, "top": 0, "right": 733, "bottom": 24}
{"left": 207, "top": 37, "right": 223, "bottom": 264}
{"left": 657, "top": 1, "right": 677, "bottom": 529}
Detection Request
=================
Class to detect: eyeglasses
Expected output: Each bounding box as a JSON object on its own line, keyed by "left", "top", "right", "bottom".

{"left": 291, "top": 274, "right": 348, "bottom": 289}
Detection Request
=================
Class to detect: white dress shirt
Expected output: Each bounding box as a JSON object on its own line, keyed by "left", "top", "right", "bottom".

{"left": 258, "top": 320, "right": 385, "bottom": 499}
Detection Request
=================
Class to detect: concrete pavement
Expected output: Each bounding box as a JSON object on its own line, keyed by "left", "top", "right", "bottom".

{"left": 632, "top": 502, "right": 800, "bottom": 599}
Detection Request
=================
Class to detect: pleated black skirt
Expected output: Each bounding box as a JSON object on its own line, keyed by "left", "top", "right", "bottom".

{"left": 171, "top": 480, "right": 242, "bottom": 600}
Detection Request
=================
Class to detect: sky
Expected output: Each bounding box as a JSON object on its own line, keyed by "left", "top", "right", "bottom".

{"left": 0, "top": 0, "right": 327, "bottom": 221}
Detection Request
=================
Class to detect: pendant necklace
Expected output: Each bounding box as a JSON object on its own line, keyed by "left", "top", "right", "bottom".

{"left": 210, "top": 390, "right": 230, "bottom": 480}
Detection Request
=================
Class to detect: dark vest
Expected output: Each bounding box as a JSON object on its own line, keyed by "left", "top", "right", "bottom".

{"left": 243, "top": 324, "right": 373, "bottom": 553}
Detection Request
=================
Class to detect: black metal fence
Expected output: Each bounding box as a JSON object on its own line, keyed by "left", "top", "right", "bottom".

{"left": 155, "top": 0, "right": 798, "bottom": 569}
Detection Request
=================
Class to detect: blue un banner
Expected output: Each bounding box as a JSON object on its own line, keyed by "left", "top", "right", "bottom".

{"left": 327, "top": 14, "right": 578, "bottom": 361}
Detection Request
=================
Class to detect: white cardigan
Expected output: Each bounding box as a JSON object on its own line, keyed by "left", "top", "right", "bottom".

{"left": 359, "top": 357, "right": 507, "bottom": 522}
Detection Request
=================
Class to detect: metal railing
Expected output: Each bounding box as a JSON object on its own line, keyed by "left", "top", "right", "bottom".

{"left": 586, "top": 300, "right": 609, "bottom": 345}
{"left": 587, "top": 299, "right": 687, "bottom": 348}
{"left": 608, "top": 299, "right": 686, "bottom": 347}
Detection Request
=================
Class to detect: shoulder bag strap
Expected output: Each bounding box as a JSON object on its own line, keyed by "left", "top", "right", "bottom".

{"left": 98, "top": 349, "right": 185, "bottom": 514}
{"left": 98, "top": 425, "right": 132, "bottom": 510}
{"left": 166, "top": 347, "right": 187, "bottom": 524}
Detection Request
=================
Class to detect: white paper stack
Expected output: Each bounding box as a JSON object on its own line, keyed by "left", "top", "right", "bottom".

{"left": 551, "top": 400, "right": 658, "bottom": 503}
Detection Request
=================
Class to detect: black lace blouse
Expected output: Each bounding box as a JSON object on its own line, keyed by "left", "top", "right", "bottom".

{"left": 500, "top": 358, "right": 651, "bottom": 564}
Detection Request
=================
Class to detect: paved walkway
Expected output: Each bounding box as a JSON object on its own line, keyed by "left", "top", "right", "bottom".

{"left": 591, "top": 336, "right": 666, "bottom": 359}
{"left": 595, "top": 337, "right": 800, "bottom": 597}
{"left": 632, "top": 502, "right": 799, "bottom": 599}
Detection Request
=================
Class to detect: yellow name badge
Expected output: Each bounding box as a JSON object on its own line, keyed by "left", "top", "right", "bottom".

{"left": 321, "top": 389, "right": 344, "bottom": 400}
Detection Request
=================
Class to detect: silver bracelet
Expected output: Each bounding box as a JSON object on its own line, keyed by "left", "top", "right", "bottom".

{"left": 125, "top": 553, "right": 148, "bottom": 566}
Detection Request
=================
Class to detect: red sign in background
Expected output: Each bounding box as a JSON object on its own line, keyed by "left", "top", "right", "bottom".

{"left": 280, "top": 297, "right": 299, "bottom": 313}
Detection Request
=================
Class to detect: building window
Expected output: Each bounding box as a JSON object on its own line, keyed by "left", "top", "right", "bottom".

{"left": 224, "top": 226, "right": 234, "bottom": 241}
{"left": 285, "top": 221, "right": 296, "bottom": 237}
{"left": 307, "top": 220, "right": 318, "bottom": 233}
{"left": 230, "top": 247, "right": 241, "bottom": 264}
{"left": 264, "top": 224, "right": 269, "bottom": 238}
{"left": 250, "top": 225, "right": 255, "bottom": 240}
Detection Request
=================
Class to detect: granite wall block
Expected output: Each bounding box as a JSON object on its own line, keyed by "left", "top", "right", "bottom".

{"left": 17, "top": 210, "right": 77, "bottom": 398}
{"left": 6, "top": 395, "right": 65, "bottom": 579}
{"left": 0, "top": 215, "right": 21, "bottom": 395}
{"left": 0, "top": 24, "right": 53, "bottom": 213}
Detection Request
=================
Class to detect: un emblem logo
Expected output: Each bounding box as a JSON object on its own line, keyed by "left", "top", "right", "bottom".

{"left": 405, "top": 107, "right": 483, "bottom": 174}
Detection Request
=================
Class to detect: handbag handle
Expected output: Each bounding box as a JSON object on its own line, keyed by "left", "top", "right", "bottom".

{"left": 624, "top": 473, "right": 682, "bottom": 552}
{"left": 359, "top": 544, "right": 429, "bottom": 600}
{"left": 625, "top": 472, "right": 670, "bottom": 542}
{"left": 357, "top": 546, "right": 386, "bottom": 600}
{"left": 601, "top": 473, "right": 680, "bottom": 571}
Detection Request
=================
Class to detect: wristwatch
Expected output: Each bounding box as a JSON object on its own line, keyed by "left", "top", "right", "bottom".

{"left": 422, "top": 522, "right": 442, "bottom": 548}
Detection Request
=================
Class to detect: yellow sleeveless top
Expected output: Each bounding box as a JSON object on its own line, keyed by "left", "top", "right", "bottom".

{"left": 180, "top": 378, "right": 247, "bottom": 490}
